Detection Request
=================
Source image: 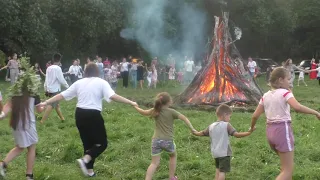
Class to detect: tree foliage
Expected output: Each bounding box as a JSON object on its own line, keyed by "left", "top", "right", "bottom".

{"left": 0, "top": 0, "right": 319, "bottom": 64}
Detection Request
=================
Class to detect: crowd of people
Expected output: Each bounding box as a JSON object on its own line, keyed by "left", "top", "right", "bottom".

{"left": 1, "top": 53, "right": 320, "bottom": 180}
{"left": 42, "top": 55, "right": 202, "bottom": 90}
{"left": 265, "top": 58, "right": 320, "bottom": 91}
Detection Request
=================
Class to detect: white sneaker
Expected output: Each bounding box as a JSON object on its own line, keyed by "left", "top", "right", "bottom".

{"left": 77, "top": 159, "right": 88, "bottom": 176}
{"left": 0, "top": 162, "right": 6, "bottom": 177}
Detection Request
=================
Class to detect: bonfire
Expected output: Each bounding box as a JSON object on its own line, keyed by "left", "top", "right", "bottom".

{"left": 175, "top": 13, "right": 263, "bottom": 106}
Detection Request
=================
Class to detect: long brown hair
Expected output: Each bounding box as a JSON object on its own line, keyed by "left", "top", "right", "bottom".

{"left": 152, "top": 92, "right": 172, "bottom": 117}
{"left": 269, "top": 67, "right": 289, "bottom": 89}
{"left": 10, "top": 86, "right": 31, "bottom": 130}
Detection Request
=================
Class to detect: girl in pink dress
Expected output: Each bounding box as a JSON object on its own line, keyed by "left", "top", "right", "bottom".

{"left": 177, "top": 69, "right": 184, "bottom": 84}
{"left": 151, "top": 64, "right": 157, "bottom": 88}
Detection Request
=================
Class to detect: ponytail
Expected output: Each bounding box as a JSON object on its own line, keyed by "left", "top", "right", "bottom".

{"left": 151, "top": 92, "right": 171, "bottom": 118}
{"left": 152, "top": 98, "right": 163, "bottom": 117}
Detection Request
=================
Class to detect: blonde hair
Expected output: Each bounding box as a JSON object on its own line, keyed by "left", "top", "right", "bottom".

{"left": 269, "top": 67, "right": 289, "bottom": 89}
{"left": 216, "top": 104, "right": 232, "bottom": 117}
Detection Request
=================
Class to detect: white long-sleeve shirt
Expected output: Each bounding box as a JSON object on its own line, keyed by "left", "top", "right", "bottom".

{"left": 68, "top": 65, "right": 80, "bottom": 76}
{"left": 44, "top": 65, "right": 69, "bottom": 93}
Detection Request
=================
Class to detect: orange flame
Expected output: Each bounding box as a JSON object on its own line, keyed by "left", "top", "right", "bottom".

{"left": 187, "top": 20, "right": 248, "bottom": 104}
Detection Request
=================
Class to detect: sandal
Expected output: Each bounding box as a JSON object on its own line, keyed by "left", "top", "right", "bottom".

{"left": 0, "top": 161, "right": 7, "bottom": 177}
{"left": 26, "top": 174, "right": 34, "bottom": 180}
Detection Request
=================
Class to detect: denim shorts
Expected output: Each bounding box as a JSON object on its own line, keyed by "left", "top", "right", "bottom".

{"left": 47, "top": 92, "right": 59, "bottom": 108}
{"left": 151, "top": 139, "right": 175, "bottom": 156}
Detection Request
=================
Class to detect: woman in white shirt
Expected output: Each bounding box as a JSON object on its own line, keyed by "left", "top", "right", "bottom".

{"left": 120, "top": 58, "right": 129, "bottom": 88}
{"left": 37, "top": 63, "right": 137, "bottom": 177}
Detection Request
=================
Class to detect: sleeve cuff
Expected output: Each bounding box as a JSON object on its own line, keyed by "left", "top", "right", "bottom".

{"left": 105, "top": 92, "right": 116, "bottom": 102}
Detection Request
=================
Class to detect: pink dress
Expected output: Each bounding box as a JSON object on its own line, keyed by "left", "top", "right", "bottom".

{"left": 151, "top": 65, "right": 157, "bottom": 83}
{"left": 177, "top": 72, "right": 183, "bottom": 83}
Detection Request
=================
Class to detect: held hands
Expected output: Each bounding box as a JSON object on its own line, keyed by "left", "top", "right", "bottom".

{"left": 316, "top": 112, "right": 320, "bottom": 120}
{"left": 36, "top": 101, "right": 48, "bottom": 108}
{"left": 130, "top": 101, "right": 138, "bottom": 107}
{"left": 192, "top": 130, "right": 203, "bottom": 136}
{"left": 248, "top": 126, "right": 256, "bottom": 133}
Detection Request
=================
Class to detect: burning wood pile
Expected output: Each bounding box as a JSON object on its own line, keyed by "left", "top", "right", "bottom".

{"left": 175, "top": 13, "right": 263, "bottom": 106}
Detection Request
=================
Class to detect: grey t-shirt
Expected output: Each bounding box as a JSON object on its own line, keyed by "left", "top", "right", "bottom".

{"left": 203, "top": 121, "right": 236, "bottom": 158}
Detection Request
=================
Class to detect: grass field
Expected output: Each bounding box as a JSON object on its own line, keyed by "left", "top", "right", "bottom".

{"left": 0, "top": 76, "right": 320, "bottom": 180}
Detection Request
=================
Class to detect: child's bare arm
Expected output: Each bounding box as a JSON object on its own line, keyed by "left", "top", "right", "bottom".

{"left": 193, "top": 128, "right": 209, "bottom": 136}
{"left": 287, "top": 97, "right": 320, "bottom": 118}
{"left": 0, "top": 101, "right": 12, "bottom": 119}
{"left": 134, "top": 106, "right": 153, "bottom": 116}
{"left": 251, "top": 104, "right": 264, "bottom": 130}
{"left": 230, "top": 124, "right": 256, "bottom": 138}
{"left": 233, "top": 131, "right": 252, "bottom": 138}
{"left": 178, "top": 114, "right": 196, "bottom": 132}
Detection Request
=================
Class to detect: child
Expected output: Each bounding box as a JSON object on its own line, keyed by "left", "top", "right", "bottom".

{"left": 0, "top": 59, "right": 44, "bottom": 180}
{"left": 177, "top": 69, "right": 184, "bottom": 84}
{"left": 146, "top": 67, "right": 152, "bottom": 88}
{"left": 168, "top": 66, "right": 175, "bottom": 81}
{"left": 251, "top": 67, "right": 320, "bottom": 180}
{"left": 297, "top": 67, "right": 307, "bottom": 86}
{"left": 151, "top": 63, "right": 157, "bottom": 89}
{"left": 110, "top": 62, "right": 119, "bottom": 90}
{"left": 104, "top": 64, "right": 112, "bottom": 82}
{"left": 193, "top": 104, "right": 255, "bottom": 180}
{"left": 134, "top": 92, "right": 196, "bottom": 180}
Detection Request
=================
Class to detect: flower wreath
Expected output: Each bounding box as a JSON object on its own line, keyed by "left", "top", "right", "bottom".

{"left": 7, "top": 56, "right": 41, "bottom": 97}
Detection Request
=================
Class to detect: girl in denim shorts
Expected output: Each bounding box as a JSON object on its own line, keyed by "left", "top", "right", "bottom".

{"left": 251, "top": 67, "right": 320, "bottom": 180}
{"left": 134, "top": 92, "right": 196, "bottom": 180}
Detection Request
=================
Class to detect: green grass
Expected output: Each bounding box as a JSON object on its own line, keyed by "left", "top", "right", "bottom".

{"left": 0, "top": 76, "right": 320, "bottom": 180}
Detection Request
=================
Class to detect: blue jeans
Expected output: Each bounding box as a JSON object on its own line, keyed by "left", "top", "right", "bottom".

{"left": 131, "top": 70, "right": 137, "bottom": 88}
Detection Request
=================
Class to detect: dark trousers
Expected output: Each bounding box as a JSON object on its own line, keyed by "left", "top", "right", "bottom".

{"left": 75, "top": 108, "right": 108, "bottom": 169}
{"left": 70, "top": 74, "right": 78, "bottom": 84}
{"left": 121, "top": 71, "right": 129, "bottom": 88}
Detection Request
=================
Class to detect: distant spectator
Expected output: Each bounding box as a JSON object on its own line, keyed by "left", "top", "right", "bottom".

{"left": 247, "top": 57, "right": 256, "bottom": 78}
{"left": 103, "top": 57, "right": 110, "bottom": 67}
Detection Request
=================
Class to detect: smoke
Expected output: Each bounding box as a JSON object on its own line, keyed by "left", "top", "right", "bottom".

{"left": 120, "top": 0, "right": 207, "bottom": 65}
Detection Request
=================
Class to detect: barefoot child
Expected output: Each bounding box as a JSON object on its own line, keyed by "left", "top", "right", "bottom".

{"left": 0, "top": 59, "right": 44, "bottom": 180}
{"left": 193, "top": 104, "right": 255, "bottom": 180}
{"left": 251, "top": 67, "right": 320, "bottom": 180}
{"left": 134, "top": 92, "right": 196, "bottom": 180}
{"left": 146, "top": 66, "right": 152, "bottom": 88}
{"left": 297, "top": 68, "right": 307, "bottom": 86}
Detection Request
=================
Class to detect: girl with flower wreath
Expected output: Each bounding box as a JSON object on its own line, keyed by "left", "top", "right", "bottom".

{"left": 0, "top": 57, "right": 45, "bottom": 180}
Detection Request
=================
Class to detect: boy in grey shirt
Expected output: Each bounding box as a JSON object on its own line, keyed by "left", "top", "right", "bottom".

{"left": 193, "top": 104, "right": 255, "bottom": 180}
